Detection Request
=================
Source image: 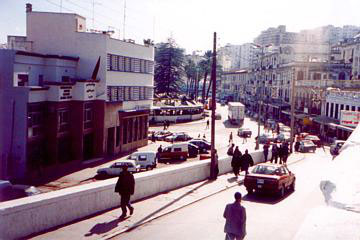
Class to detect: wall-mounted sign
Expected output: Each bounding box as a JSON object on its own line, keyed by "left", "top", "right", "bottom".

{"left": 340, "top": 110, "right": 360, "bottom": 127}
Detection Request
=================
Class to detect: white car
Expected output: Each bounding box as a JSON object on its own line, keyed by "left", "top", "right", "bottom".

{"left": 97, "top": 160, "right": 140, "bottom": 176}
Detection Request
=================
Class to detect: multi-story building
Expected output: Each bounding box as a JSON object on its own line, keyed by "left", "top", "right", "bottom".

{"left": 220, "top": 70, "right": 248, "bottom": 102}
{"left": 0, "top": 4, "right": 154, "bottom": 180}
{"left": 254, "top": 25, "right": 297, "bottom": 46}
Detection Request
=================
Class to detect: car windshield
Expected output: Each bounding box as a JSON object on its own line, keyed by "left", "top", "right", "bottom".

{"left": 252, "top": 165, "right": 277, "bottom": 175}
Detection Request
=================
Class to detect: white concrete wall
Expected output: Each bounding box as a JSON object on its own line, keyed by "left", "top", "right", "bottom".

{"left": 0, "top": 151, "right": 265, "bottom": 239}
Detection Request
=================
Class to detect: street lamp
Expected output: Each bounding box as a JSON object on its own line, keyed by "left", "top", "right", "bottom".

{"left": 251, "top": 43, "right": 271, "bottom": 150}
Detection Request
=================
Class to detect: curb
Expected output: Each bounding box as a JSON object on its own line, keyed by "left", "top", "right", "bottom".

{"left": 101, "top": 179, "right": 243, "bottom": 240}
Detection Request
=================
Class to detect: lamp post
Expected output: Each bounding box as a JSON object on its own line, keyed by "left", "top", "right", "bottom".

{"left": 210, "top": 32, "right": 217, "bottom": 180}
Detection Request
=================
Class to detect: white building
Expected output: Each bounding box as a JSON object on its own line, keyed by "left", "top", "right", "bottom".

{"left": 0, "top": 4, "right": 154, "bottom": 181}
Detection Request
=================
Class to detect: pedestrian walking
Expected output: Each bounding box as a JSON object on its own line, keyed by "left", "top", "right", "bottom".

{"left": 231, "top": 146, "right": 242, "bottom": 177}
{"left": 203, "top": 133, "right": 206, "bottom": 139}
{"left": 151, "top": 132, "right": 156, "bottom": 143}
{"left": 229, "top": 132, "right": 233, "bottom": 146}
{"left": 294, "top": 140, "right": 300, "bottom": 152}
{"left": 227, "top": 144, "right": 235, "bottom": 156}
{"left": 281, "top": 142, "right": 289, "bottom": 164}
{"left": 198, "top": 134, "right": 201, "bottom": 138}
{"left": 240, "top": 149, "right": 253, "bottom": 175}
{"left": 223, "top": 192, "right": 247, "bottom": 240}
{"left": 263, "top": 142, "right": 269, "bottom": 162}
{"left": 156, "top": 145, "right": 163, "bottom": 161}
{"left": 163, "top": 120, "right": 167, "bottom": 130}
{"left": 206, "top": 119, "right": 210, "bottom": 129}
{"left": 271, "top": 144, "right": 279, "bottom": 164}
{"left": 242, "top": 134, "right": 247, "bottom": 144}
{"left": 166, "top": 120, "right": 170, "bottom": 130}
{"left": 114, "top": 165, "right": 135, "bottom": 219}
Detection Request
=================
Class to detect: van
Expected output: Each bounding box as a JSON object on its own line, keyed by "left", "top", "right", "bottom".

{"left": 159, "top": 143, "right": 199, "bottom": 161}
{"left": 128, "top": 151, "right": 157, "bottom": 170}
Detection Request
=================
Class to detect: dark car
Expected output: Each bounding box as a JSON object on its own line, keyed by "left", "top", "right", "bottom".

{"left": 299, "top": 140, "right": 316, "bottom": 153}
{"left": 244, "top": 163, "right": 296, "bottom": 198}
{"left": 188, "top": 139, "right": 211, "bottom": 153}
{"left": 238, "top": 128, "right": 252, "bottom": 138}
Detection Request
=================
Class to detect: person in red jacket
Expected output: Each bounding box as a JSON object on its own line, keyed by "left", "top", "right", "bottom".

{"left": 114, "top": 165, "right": 135, "bottom": 219}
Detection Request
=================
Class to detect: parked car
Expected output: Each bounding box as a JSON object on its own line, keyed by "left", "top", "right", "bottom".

{"left": 244, "top": 163, "right": 296, "bottom": 197}
{"left": 238, "top": 128, "right": 252, "bottom": 138}
{"left": 330, "top": 140, "right": 346, "bottom": 156}
{"left": 0, "top": 180, "right": 40, "bottom": 202}
{"left": 97, "top": 160, "right": 140, "bottom": 176}
{"left": 298, "top": 132, "right": 310, "bottom": 140}
{"left": 165, "top": 132, "right": 192, "bottom": 142}
{"left": 159, "top": 143, "right": 199, "bottom": 161}
{"left": 128, "top": 151, "right": 157, "bottom": 170}
{"left": 188, "top": 139, "right": 211, "bottom": 153}
{"left": 258, "top": 133, "right": 277, "bottom": 144}
{"left": 298, "top": 140, "right": 317, "bottom": 153}
{"left": 154, "top": 130, "right": 173, "bottom": 141}
{"left": 304, "top": 135, "right": 321, "bottom": 147}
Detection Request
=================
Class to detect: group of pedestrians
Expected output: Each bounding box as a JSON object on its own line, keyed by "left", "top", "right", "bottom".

{"left": 228, "top": 144, "right": 254, "bottom": 177}
{"left": 264, "top": 141, "right": 289, "bottom": 164}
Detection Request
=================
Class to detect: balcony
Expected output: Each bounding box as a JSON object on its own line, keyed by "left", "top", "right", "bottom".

{"left": 296, "top": 79, "right": 360, "bottom": 88}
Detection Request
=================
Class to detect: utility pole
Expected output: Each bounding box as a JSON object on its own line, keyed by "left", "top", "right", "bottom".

{"left": 210, "top": 32, "right": 217, "bottom": 180}
{"left": 290, "top": 68, "right": 296, "bottom": 153}
{"left": 255, "top": 47, "right": 264, "bottom": 150}
{"left": 123, "top": 0, "right": 127, "bottom": 40}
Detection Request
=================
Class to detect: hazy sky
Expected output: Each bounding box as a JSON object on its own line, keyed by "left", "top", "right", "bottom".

{"left": 1, "top": 0, "right": 360, "bottom": 53}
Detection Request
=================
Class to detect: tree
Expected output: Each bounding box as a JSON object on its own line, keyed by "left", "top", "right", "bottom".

{"left": 155, "top": 38, "right": 185, "bottom": 94}
{"left": 198, "top": 51, "right": 212, "bottom": 103}
{"left": 184, "top": 59, "right": 197, "bottom": 97}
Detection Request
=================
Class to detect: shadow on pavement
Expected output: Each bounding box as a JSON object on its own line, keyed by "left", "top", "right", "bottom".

{"left": 122, "top": 180, "right": 212, "bottom": 233}
{"left": 84, "top": 218, "right": 122, "bottom": 237}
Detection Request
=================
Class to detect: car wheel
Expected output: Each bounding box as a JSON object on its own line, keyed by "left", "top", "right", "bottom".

{"left": 146, "top": 166, "right": 151, "bottom": 171}
{"left": 290, "top": 181, "right": 295, "bottom": 192}
{"left": 179, "top": 156, "right": 186, "bottom": 161}
{"left": 246, "top": 187, "right": 253, "bottom": 194}
{"left": 278, "top": 185, "right": 285, "bottom": 198}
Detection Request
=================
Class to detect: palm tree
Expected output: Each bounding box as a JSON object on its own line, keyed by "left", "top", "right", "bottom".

{"left": 198, "top": 50, "right": 212, "bottom": 103}
{"left": 184, "top": 59, "right": 197, "bottom": 97}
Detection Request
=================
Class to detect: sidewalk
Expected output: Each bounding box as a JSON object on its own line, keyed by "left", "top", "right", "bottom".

{"left": 29, "top": 153, "right": 305, "bottom": 240}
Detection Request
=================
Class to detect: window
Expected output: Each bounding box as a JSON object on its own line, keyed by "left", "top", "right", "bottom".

{"left": 84, "top": 103, "right": 93, "bottom": 129}
{"left": 335, "top": 104, "right": 339, "bottom": 119}
{"left": 58, "top": 109, "right": 70, "bottom": 132}
{"left": 326, "top": 102, "right": 329, "bottom": 116}
{"left": 174, "top": 148, "right": 182, "bottom": 152}
{"left": 352, "top": 106, "right": 356, "bottom": 111}
{"left": 17, "top": 74, "right": 28, "bottom": 86}
{"left": 125, "top": 57, "right": 131, "bottom": 72}
{"left": 38, "top": 75, "right": 44, "bottom": 86}
{"left": 139, "top": 155, "right": 147, "bottom": 161}
{"left": 346, "top": 105, "right": 350, "bottom": 110}
{"left": 62, "top": 76, "right": 70, "bottom": 83}
{"left": 116, "top": 126, "right": 120, "bottom": 147}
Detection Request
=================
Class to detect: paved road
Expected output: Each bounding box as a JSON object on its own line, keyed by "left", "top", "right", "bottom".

{"left": 37, "top": 104, "right": 266, "bottom": 193}
{"left": 115, "top": 149, "right": 330, "bottom": 240}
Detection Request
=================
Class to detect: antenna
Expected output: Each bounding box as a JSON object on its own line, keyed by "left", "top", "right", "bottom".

{"left": 153, "top": 16, "right": 156, "bottom": 42}
{"left": 60, "top": 0, "right": 62, "bottom": 12}
{"left": 92, "top": 0, "right": 101, "bottom": 30}
{"left": 123, "top": 0, "right": 127, "bottom": 40}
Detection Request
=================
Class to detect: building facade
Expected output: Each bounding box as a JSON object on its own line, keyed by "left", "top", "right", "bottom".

{"left": 0, "top": 4, "right": 154, "bottom": 180}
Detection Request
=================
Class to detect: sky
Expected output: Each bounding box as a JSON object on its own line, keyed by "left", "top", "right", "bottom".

{"left": 1, "top": 0, "right": 360, "bottom": 53}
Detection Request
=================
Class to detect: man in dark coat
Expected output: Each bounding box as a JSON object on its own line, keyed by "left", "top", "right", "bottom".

{"left": 282, "top": 142, "right": 289, "bottom": 164}
{"left": 240, "top": 149, "right": 253, "bottom": 175}
{"left": 263, "top": 143, "right": 270, "bottom": 162}
{"left": 115, "top": 165, "right": 135, "bottom": 219}
{"left": 231, "top": 146, "right": 242, "bottom": 177}
{"left": 223, "top": 192, "right": 247, "bottom": 240}
{"left": 271, "top": 144, "right": 279, "bottom": 163}
{"left": 227, "top": 144, "right": 235, "bottom": 156}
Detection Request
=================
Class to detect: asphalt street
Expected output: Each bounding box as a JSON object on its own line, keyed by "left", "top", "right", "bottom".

{"left": 114, "top": 149, "right": 331, "bottom": 240}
